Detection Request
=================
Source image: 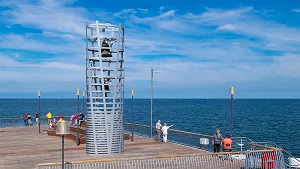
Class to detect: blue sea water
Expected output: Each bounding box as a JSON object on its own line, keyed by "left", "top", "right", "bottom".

{"left": 0, "top": 98, "right": 299, "bottom": 156}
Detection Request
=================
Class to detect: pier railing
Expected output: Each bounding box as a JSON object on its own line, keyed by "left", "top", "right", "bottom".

{"left": 123, "top": 122, "right": 281, "bottom": 153}
{"left": 124, "top": 122, "right": 300, "bottom": 168}
{"left": 0, "top": 117, "right": 61, "bottom": 128}
{"left": 124, "top": 122, "right": 214, "bottom": 151}
{"left": 37, "top": 149, "right": 286, "bottom": 169}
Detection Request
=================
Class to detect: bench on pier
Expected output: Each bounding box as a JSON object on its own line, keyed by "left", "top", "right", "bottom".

{"left": 47, "top": 121, "right": 131, "bottom": 144}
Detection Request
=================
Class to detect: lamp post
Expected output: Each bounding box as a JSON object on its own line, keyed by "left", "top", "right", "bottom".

{"left": 56, "top": 119, "right": 70, "bottom": 169}
{"left": 229, "top": 86, "right": 235, "bottom": 137}
{"left": 131, "top": 89, "right": 134, "bottom": 142}
{"left": 82, "top": 92, "right": 85, "bottom": 114}
{"left": 150, "top": 69, "right": 163, "bottom": 138}
{"left": 38, "top": 91, "right": 41, "bottom": 133}
{"left": 76, "top": 88, "right": 80, "bottom": 146}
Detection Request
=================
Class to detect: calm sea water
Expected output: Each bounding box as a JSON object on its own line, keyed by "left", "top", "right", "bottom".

{"left": 0, "top": 99, "right": 299, "bottom": 156}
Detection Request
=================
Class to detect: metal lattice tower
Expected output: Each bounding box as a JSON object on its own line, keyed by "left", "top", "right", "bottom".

{"left": 85, "top": 21, "right": 125, "bottom": 155}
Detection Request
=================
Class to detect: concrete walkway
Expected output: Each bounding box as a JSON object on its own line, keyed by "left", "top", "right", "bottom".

{"left": 0, "top": 125, "right": 209, "bottom": 169}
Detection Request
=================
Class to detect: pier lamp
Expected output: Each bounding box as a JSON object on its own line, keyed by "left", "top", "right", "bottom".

{"left": 131, "top": 89, "right": 134, "bottom": 142}
{"left": 76, "top": 88, "right": 80, "bottom": 146}
{"left": 38, "top": 91, "right": 41, "bottom": 133}
{"left": 229, "top": 86, "right": 235, "bottom": 137}
{"left": 82, "top": 92, "right": 85, "bottom": 114}
{"left": 150, "top": 69, "right": 163, "bottom": 138}
{"left": 56, "top": 119, "right": 70, "bottom": 169}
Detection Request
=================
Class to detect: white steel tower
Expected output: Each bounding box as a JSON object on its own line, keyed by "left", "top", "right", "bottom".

{"left": 85, "top": 21, "right": 125, "bottom": 155}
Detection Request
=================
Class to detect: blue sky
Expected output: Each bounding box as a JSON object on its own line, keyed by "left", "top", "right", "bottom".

{"left": 0, "top": 0, "right": 300, "bottom": 98}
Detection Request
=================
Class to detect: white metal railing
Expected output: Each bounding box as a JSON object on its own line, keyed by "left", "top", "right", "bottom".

{"left": 38, "top": 150, "right": 286, "bottom": 169}
{"left": 124, "top": 122, "right": 299, "bottom": 168}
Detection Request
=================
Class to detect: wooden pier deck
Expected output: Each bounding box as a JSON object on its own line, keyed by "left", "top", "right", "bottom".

{"left": 0, "top": 125, "right": 210, "bottom": 169}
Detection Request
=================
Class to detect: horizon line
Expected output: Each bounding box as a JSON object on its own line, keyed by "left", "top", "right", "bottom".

{"left": 0, "top": 98, "right": 300, "bottom": 99}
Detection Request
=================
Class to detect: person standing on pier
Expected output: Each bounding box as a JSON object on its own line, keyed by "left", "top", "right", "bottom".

{"left": 212, "top": 129, "right": 223, "bottom": 153}
{"left": 155, "top": 120, "right": 162, "bottom": 141}
{"left": 161, "top": 123, "right": 173, "bottom": 143}
{"left": 27, "top": 114, "right": 32, "bottom": 126}
{"left": 22, "top": 114, "right": 28, "bottom": 126}
{"left": 46, "top": 112, "right": 52, "bottom": 124}
{"left": 35, "top": 112, "right": 40, "bottom": 126}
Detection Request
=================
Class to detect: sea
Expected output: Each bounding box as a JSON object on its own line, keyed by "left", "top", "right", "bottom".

{"left": 0, "top": 98, "right": 299, "bottom": 156}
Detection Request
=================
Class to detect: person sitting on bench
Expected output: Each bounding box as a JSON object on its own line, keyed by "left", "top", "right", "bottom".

{"left": 222, "top": 135, "right": 232, "bottom": 152}
{"left": 78, "top": 112, "right": 86, "bottom": 126}
{"left": 49, "top": 120, "right": 55, "bottom": 129}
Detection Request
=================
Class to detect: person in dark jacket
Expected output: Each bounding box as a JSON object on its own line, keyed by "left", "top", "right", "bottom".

{"left": 212, "top": 129, "right": 223, "bottom": 153}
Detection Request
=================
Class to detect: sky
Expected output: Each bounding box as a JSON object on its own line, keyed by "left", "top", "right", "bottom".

{"left": 0, "top": 0, "right": 300, "bottom": 99}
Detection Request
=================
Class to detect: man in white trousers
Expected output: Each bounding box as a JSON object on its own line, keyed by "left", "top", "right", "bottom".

{"left": 161, "top": 123, "right": 173, "bottom": 143}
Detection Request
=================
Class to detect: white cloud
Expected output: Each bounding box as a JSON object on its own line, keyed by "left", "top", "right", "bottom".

{"left": 216, "top": 24, "right": 237, "bottom": 31}
{"left": 159, "top": 6, "right": 165, "bottom": 14}
{"left": 0, "top": 54, "right": 83, "bottom": 71}
{"left": 291, "top": 9, "right": 300, "bottom": 13}
{"left": 138, "top": 8, "right": 148, "bottom": 13}
{"left": 185, "top": 6, "right": 253, "bottom": 24}
{"left": 272, "top": 53, "right": 300, "bottom": 78}
{"left": 0, "top": 34, "right": 84, "bottom": 54}
{"left": 0, "top": 0, "right": 89, "bottom": 36}
{"left": 113, "top": 9, "right": 136, "bottom": 18}
{"left": 160, "top": 9, "right": 177, "bottom": 18}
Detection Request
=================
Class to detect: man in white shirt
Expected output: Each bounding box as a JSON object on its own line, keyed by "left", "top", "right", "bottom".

{"left": 155, "top": 120, "right": 162, "bottom": 141}
{"left": 161, "top": 123, "right": 173, "bottom": 143}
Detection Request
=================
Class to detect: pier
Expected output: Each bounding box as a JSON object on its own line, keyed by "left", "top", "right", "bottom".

{"left": 0, "top": 125, "right": 209, "bottom": 169}
{"left": 0, "top": 122, "right": 292, "bottom": 169}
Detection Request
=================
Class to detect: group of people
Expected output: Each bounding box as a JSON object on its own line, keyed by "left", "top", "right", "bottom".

{"left": 69, "top": 112, "right": 86, "bottom": 126}
{"left": 46, "top": 112, "right": 56, "bottom": 129}
{"left": 22, "top": 112, "right": 40, "bottom": 126}
{"left": 154, "top": 120, "right": 173, "bottom": 143}
{"left": 47, "top": 112, "right": 86, "bottom": 129}
{"left": 154, "top": 119, "right": 232, "bottom": 152}
{"left": 212, "top": 129, "right": 232, "bottom": 153}
{"left": 22, "top": 111, "right": 86, "bottom": 129}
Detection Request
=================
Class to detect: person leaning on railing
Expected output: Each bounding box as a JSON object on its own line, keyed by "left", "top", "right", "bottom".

{"left": 161, "top": 123, "right": 173, "bottom": 143}
{"left": 22, "top": 114, "right": 28, "bottom": 126}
